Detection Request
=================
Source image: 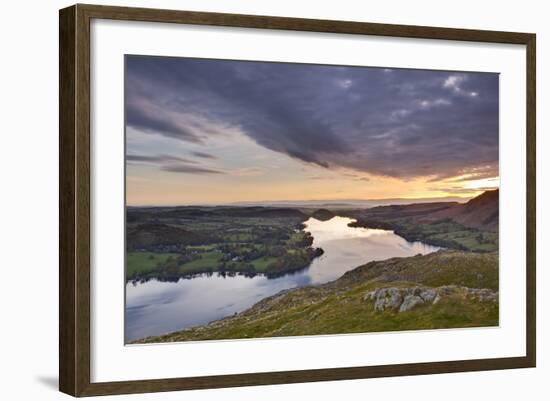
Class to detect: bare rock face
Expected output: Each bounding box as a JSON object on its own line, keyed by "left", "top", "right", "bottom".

{"left": 467, "top": 288, "right": 498, "bottom": 302}
{"left": 372, "top": 288, "right": 403, "bottom": 311}
{"left": 399, "top": 295, "right": 425, "bottom": 312}
{"left": 419, "top": 288, "right": 437, "bottom": 303}
{"left": 364, "top": 285, "right": 498, "bottom": 313}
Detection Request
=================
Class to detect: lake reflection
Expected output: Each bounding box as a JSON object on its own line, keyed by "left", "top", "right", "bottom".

{"left": 125, "top": 216, "right": 439, "bottom": 342}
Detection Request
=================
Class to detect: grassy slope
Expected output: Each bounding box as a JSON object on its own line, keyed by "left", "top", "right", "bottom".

{"left": 134, "top": 250, "right": 498, "bottom": 343}
{"left": 349, "top": 218, "right": 498, "bottom": 252}
{"left": 344, "top": 190, "right": 499, "bottom": 252}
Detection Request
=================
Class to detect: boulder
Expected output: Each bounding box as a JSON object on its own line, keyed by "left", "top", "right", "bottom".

{"left": 363, "top": 285, "right": 497, "bottom": 314}
{"left": 467, "top": 288, "right": 498, "bottom": 302}
{"left": 374, "top": 288, "right": 403, "bottom": 311}
{"left": 399, "top": 295, "right": 425, "bottom": 312}
{"left": 419, "top": 288, "right": 437, "bottom": 303}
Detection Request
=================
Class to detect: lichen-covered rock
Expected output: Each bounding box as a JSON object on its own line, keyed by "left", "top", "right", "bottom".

{"left": 373, "top": 287, "right": 403, "bottom": 311}
{"left": 419, "top": 288, "right": 437, "bottom": 303}
{"left": 467, "top": 288, "right": 498, "bottom": 302}
{"left": 363, "top": 284, "right": 497, "bottom": 314}
{"left": 363, "top": 290, "right": 377, "bottom": 301}
{"left": 399, "top": 295, "right": 425, "bottom": 312}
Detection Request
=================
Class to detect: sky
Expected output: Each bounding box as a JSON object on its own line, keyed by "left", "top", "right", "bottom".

{"left": 125, "top": 55, "right": 499, "bottom": 206}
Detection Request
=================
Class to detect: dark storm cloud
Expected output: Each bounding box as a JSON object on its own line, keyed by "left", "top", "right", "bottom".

{"left": 126, "top": 56, "right": 499, "bottom": 179}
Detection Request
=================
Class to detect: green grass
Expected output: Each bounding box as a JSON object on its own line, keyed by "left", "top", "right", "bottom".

{"left": 179, "top": 251, "right": 222, "bottom": 273}
{"left": 251, "top": 256, "right": 278, "bottom": 272}
{"left": 126, "top": 252, "right": 180, "bottom": 276}
{"left": 287, "top": 231, "right": 307, "bottom": 245}
{"left": 392, "top": 221, "right": 498, "bottom": 253}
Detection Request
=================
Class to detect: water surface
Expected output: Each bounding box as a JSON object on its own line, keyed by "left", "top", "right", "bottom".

{"left": 125, "top": 216, "right": 439, "bottom": 342}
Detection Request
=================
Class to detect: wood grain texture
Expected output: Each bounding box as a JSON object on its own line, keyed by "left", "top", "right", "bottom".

{"left": 59, "top": 3, "right": 537, "bottom": 397}
{"left": 59, "top": 5, "right": 76, "bottom": 396}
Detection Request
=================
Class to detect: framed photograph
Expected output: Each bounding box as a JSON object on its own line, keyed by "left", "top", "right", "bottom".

{"left": 59, "top": 4, "right": 536, "bottom": 397}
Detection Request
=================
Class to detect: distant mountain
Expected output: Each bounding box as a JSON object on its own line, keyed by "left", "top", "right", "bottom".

{"left": 349, "top": 190, "right": 498, "bottom": 233}
{"left": 358, "top": 201, "right": 460, "bottom": 220}
{"left": 215, "top": 207, "right": 307, "bottom": 219}
{"left": 127, "top": 206, "right": 307, "bottom": 221}
{"left": 230, "top": 196, "right": 470, "bottom": 209}
{"left": 421, "top": 190, "right": 499, "bottom": 232}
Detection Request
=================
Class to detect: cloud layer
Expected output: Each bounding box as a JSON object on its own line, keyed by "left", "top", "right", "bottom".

{"left": 126, "top": 56, "right": 499, "bottom": 180}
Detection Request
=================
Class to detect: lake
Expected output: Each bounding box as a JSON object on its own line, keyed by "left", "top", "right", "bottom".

{"left": 125, "top": 216, "right": 439, "bottom": 342}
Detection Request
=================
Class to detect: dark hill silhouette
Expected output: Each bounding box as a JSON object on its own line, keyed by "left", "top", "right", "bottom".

{"left": 361, "top": 201, "right": 458, "bottom": 220}
{"left": 218, "top": 207, "right": 307, "bottom": 219}
{"left": 311, "top": 209, "right": 336, "bottom": 221}
{"left": 347, "top": 189, "right": 499, "bottom": 233}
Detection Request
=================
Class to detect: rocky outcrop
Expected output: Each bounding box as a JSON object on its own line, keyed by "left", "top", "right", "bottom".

{"left": 399, "top": 295, "right": 425, "bottom": 312}
{"left": 369, "top": 288, "right": 403, "bottom": 311}
{"left": 364, "top": 285, "right": 498, "bottom": 313}
{"left": 464, "top": 287, "right": 498, "bottom": 302}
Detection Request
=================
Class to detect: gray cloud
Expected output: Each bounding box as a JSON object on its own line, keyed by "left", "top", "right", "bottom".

{"left": 126, "top": 56, "right": 499, "bottom": 180}
{"left": 161, "top": 164, "right": 224, "bottom": 174}
{"left": 126, "top": 154, "right": 195, "bottom": 164}
{"left": 126, "top": 97, "right": 203, "bottom": 143}
{"left": 127, "top": 153, "right": 222, "bottom": 175}
{"left": 191, "top": 151, "right": 217, "bottom": 159}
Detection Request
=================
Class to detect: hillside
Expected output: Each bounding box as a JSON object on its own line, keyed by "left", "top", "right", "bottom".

{"left": 346, "top": 190, "right": 499, "bottom": 252}
{"left": 126, "top": 223, "right": 216, "bottom": 250}
{"left": 421, "top": 190, "right": 499, "bottom": 232}
{"left": 134, "top": 250, "right": 498, "bottom": 343}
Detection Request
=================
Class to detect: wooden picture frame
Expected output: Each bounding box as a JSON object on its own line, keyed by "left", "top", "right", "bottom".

{"left": 59, "top": 3, "right": 536, "bottom": 397}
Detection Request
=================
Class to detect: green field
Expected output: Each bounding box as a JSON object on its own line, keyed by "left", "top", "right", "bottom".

{"left": 251, "top": 256, "right": 278, "bottom": 272}
{"left": 126, "top": 252, "right": 180, "bottom": 277}
{"left": 179, "top": 251, "right": 222, "bottom": 273}
{"left": 125, "top": 206, "right": 323, "bottom": 281}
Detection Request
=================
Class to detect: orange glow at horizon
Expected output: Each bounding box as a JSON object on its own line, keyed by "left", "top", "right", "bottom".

{"left": 126, "top": 164, "right": 498, "bottom": 206}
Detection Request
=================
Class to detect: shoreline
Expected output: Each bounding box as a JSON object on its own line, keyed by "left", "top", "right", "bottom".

{"left": 130, "top": 249, "right": 498, "bottom": 344}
